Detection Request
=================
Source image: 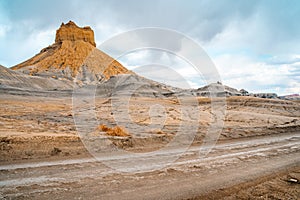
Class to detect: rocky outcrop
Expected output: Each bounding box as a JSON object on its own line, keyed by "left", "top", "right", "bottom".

{"left": 11, "top": 21, "right": 133, "bottom": 82}
{"left": 55, "top": 21, "right": 96, "bottom": 47}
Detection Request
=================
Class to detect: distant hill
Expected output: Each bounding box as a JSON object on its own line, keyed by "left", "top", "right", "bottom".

{"left": 191, "top": 82, "right": 241, "bottom": 97}
{"left": 279, "top": 94, "right": 300, "bottom": 100}
{"left": 96, "top": 74, "right": 185, "bottom": 98}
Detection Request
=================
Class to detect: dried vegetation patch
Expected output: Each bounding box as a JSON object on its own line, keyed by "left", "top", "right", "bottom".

{"left": 97, "top": 124, "right": 130, "bottom": 137}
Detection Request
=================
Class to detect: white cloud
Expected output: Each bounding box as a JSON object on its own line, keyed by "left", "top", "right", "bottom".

{"left": 117, "top": 49, "right": 205, "bottom": 89}
{"left": 94, "top": 23, "right": 126, "bottom": 46}
{"left": 211, "top": 53, "right": 299, "bottom": 95}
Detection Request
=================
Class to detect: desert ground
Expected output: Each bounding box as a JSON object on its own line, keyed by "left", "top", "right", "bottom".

{"left": 0, "top": 87, "right": 299, "bottom": 199}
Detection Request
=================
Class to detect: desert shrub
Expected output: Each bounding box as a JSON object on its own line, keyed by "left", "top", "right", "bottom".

{"left": 97, "top": 124, "right": 130, "bottom": 137}
{"left": 108, "top": 126, "right": 130, "bottom": 137}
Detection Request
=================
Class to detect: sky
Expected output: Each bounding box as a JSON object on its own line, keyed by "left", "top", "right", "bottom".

{"left": 0, "top": 0, "right": 299, "bottom": 95}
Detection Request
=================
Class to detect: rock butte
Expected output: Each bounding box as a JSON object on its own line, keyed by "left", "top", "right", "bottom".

{"left": 55, "top": 21, "right": 96, "bottom": 47}
{"left": 11, "top": 21, "right": 132, "bottom": 80}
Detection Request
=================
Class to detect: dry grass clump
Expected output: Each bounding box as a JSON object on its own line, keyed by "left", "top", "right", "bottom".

{"left": 98, "top": 124, "right": 109, "bottom": 132}
{"left": 97, "top": 124, "right": 130, "bottom": 137}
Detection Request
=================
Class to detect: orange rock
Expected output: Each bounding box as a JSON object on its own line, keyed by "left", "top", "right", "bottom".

{"left": 11, "top": 21, "right": 133, "bottom": 80}
{"left": 55, "top": 21, "right": 96, "bottom": 47}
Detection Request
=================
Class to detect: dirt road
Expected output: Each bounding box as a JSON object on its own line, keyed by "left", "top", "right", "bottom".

{"left": 1, "top": 132, "right": 299, "bottom": 199}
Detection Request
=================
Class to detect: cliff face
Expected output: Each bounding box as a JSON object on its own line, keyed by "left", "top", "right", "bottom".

{"left": 11, "top": 21, "right": 132, "bottom": 81}
{"left": 55, "top": 21, "right": 96, "bottom": 47}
